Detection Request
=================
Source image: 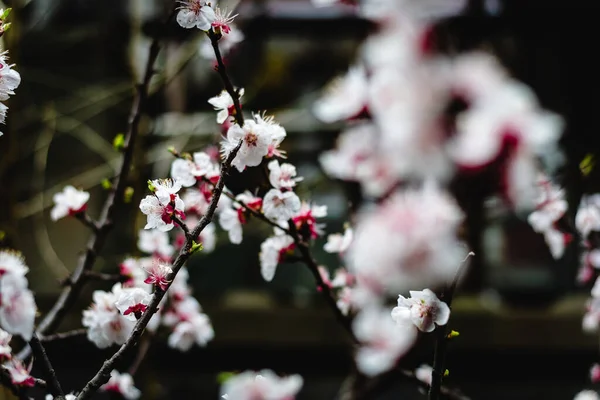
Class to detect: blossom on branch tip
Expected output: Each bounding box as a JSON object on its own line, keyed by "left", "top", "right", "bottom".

{"left": 140, "top": 180, "right": 186, "bottom": 232}
{"left": 50, "top": 185, "right": 90, "bottom": 221}
{"left": 209, "top": 89, "right": 243, "bottom": 124}
{"left": 100, "top": 370, "right": 141, "bottom": 400}
{"left": 221, "top": 118, "right": 273, "bottom": 172}
{"left": 263, "top": 189, "right": 301, "bottom": 221}
{"left": 391, "top": 288, "right": 450, "bottom": 332}
{"left": 176, "top": 0, "right": 216, "bottom": 31}
{"left": 268, "top": 160, "right": 303, "bottom": 190}
{"left": 212, "top": 7, "right": 238, "bottom": 35}
{"left": 259, "top": 234, "right": 295, "bottom": 281}
{"left": 115, "top": 287, "right": 152, "bottom": 321}
{"left": 143, "top": 259, "right": 173, "bottom": 291}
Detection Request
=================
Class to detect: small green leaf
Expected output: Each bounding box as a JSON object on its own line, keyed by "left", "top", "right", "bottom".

{"left": 444, "top": 369, "right": 449, "bottom": 377}
{"left": 580, "top": 153, "right": 595, "bottom": 177}
{"left": 147, "top": 180, "right": 156, "bottom": 192}
{"left": 1, "top": 8, "right": 12, "bottom": 20}
{"left": 113, "top": 133, "right": 125, "bottom": 151}
{"left": 189, "top": 241, "right": 204, "bottom": 254}
{"left": 2, "top": 22, "right": 11, "bottom": 32}
{"left": 447, "top": 330, "right": 460, "bottom": 339}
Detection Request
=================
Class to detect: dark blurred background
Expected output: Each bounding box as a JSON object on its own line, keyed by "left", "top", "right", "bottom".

{"left": 1, "top": 0, "right": 600, "bottom": 398}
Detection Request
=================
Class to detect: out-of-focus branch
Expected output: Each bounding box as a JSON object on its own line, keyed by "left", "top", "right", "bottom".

{"left": 75, "top": 29, "right": 244, "bottom": 400}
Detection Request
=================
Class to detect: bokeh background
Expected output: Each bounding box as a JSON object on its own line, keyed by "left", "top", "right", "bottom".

{"left": 1, "top": 0, "right": 600, "bottom": 398}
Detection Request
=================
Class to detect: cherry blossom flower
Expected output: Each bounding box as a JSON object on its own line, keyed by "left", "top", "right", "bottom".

{"left": 119, "top": 257, "right": 149, "bottom": 288}
{"left": 212, "top": 7, "right": 238, "bottom": 35}
{"left": 542, "top": 227, "right": 570, "bottom": 260}
{"left": 313, "top": 65, "right": 368, "bottom": 123}
{"left": 2, "top": 358, "right": 34, "bottom": 387}
{"left": 167, "top": 313, "right": 214, "bottom": 351}
{"left": 0, "top": 328, "right": 11, "bottom": 360}
{"left": 352, "top": 305, "right": 418, "bottom": 376}
{"left": 50, "top": 185, "right": 90, "bottom": 221}
{"left": 259, "top": 234, "right": 295, "bottom": 281}
{"left": 0, "top": 51, "right": 21, "bottom": 102}
{"left": 324, "top": 227, "right": 353, "bottom": 253}
{"left": 137, "top": 229, "right": 174, "bottom": 260}
{"left": 574, "top": 391, "right": 600, "bottom": 400}
{"left": 115, "top": 287, "right": 152, "bottom": 321}
{"left": 209, "top": 89, "right": 243, "bottom": 124}
{"left": 583, "top": 297, "right": 600, "bottom": 333}
{"left": 218, "top": 196, "right": 245, "bottom": 244}
{"left": 337, "top": 287, "right": 353, "bottom": 316}
{"left": 577, "top": 196, "right": 600, "bottom": 239}
{"left": 292, "top": 202, "right": 327, "bottom": 239}
{"left": 391, "top": 289, "right": 450, "bottom": 332}
{"left": 527, "top": 174, "right": 568, "bottom": 233}
{"left": 221, "top": 118, "right": 273, "bottom": 172}
{"left": 82, "top": 284, "right": 135, "bottom": 348}
{"left": 220, "top": 369, "right": 303, "bottom": 400}
{"left": 171, "top": 151, "right": 219, "bottom": 187}
{"left": 100, "top": 370, "right": 141, "bottom": 400}
{"left": 346, "top": 182, "right": 466, "bottom": 302}
{"left": 263, "top": 189, "right": 301, "bottom": 221}
{"left": 140, "top": 180, "right": 185, "bottom": 232}
{"left": 415, "top": 364, "right": 433, "bottom": 385}
{"left": 176, "top": 0, "right": 216, "bottom": 31}
{"left": 143, "top": 259, "right": 173, "bottom": 291}
{"left": 0, "top": 274, "right": 36, "bottom": 340}
{"left": 0, "top": 250, "right": 28, "bottom": 277}
{"left": 182, "top": 188, "right": 210, "bottom": 216}
{"left": 268, "top": 160, "right": 303, "bottom": 190}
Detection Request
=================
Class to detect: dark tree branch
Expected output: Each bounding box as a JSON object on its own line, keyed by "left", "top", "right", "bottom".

{"left": 75, "top": 29, "right": 244, "bottom": 400}
{"left": 172, "top": 214, "right": 191, "bottom": 240}
{"left": 29, "top": 333, "right": 64, "bottom": 398}
{"left": 84, "top": 271, "right": 126, "bottom": 283}
{"left": 286, "top": 220, "right": 358, "bottom": 344}
{"left": 127, "top": 333, "right": 153, "bottom": 377}
{"left": 0, "top": 367, "right": 33, "bottom": 400}
{"left": 74, "top": 212, "right": 100, "bottom": 233}
{"left": 40, "top": 329, "right": 87, "bottom": 342}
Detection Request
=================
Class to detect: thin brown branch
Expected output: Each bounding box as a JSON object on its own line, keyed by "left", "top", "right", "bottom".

{"left": 428, "top": 253, "right": 473, "bottom": 400}
{"left": 286, "top": 220, "right": 358, "bottom": 344}
{"left": 206, "top": 30, "right": 244, "bottom": 126}
{"left": 16, "top": 6, "right": 178, "bottom": 363}
{"left": 29, "top": 333, "right": 64, "bottom": 398}
{"left": 172, "top": 214, "right": 191, "bottom": 240}
{"left": 75, "top": 29, "right": 244, "bottom": 400}
{"left": 74, "top": 212, "right": 100, "bottom": 233}
{"left": 40, "top": 329, "right": 87, "bottom": 342}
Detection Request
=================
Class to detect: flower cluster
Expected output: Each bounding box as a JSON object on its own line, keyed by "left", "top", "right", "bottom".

{"left": 83, "top": 225, "right": 215, "bottom": 352}
{"left": 99, "top": 370, "right": 141, "bottom": 400}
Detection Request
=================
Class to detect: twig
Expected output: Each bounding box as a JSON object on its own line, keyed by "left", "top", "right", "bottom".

{"left": 17, "top": 5, "right": 178, "bottom": 363}
{"left": 74, "top": 29, "right": 244, "bottom": 400}
{"left": 40, "top": 329, "right": 88, "bottom": 342}
{"left": 172, "top": 215, "right": 191, "bottom": 240}
{"left": 428, "top": 253, "right": 474, "bottom": 400}
{"left": 29, "top": 333, "right": 64, "bottom": 398}
{"left": 207, "top": 30, "right": 244, "bottom": 126}
{"left": 286, "top": 220, "right": 358, "bottom": 344}
{"left": 74, "top": 212, "right": 100, "bottom": 233}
